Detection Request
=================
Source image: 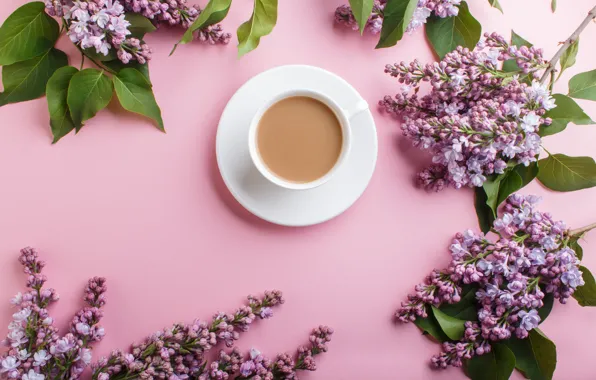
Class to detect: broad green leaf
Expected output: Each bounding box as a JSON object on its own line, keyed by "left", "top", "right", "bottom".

{"left": 551, "top": 0, "right": 557, "bottom": 12}
{"left": 413, "top": 308, "right": 449, "bottom": 342}
{"left": 237, "top": 0, "right": 278, "bottom": 58}
{"left": 0, "top": 2, "right": 59, "bottom": 65}
{"left": 0, "top": 48, "right": 68, "bottom": 107}
{"left": 537, "top": 154, "right": 596, "bottom": 192}
{"left": 568, "top": 69, "right": 596, "bottom": 101}
{"left": 539, "top": 94, "right": 593, "bottom": 136}
{"left": 46, "top": 66, "right": 79, "bottom": 144}
{"left": 103, "top": 59, "right": 150, "bottom": 80}
{"left": 125, "top": 13, "right": 156, "bottom": 38}
{"left": 465, "top": 343, "right": 516, "bottom": 380}
{"left": 431, "top": 305, "right": 466, "bottom": 340}
{"left": 502, "top": 31, "right": 532, "bottom": 73}
{"left": 67, "top": 68, "right": 113, "bottom": 129}
{"left": 538, "top": 292, "right": 554, "bottom": 322}
{"left": 475, "top": 187, "right": 494, "bottom": 234}
{"left": 176, "top": 0, "right": 232, "bottom": 48}
{"left": 113, "top": 68, "right": 164, "bottom": 131}
{"left": 505, "top": 328, "right": 556, "bottom": 380}
{"left": 482, "top": 174, "right": 504, "bottom": 215}
{"left": 557, "top": 38, "right": 579, "bottom": 81}
{"left": 375, "top": 0, "right": 418, "bottom": 49}
{"left": 349, "top": 0, "right": 374, "bottom": 34}
{"left": 488, "top": 0, "right": 503, "bottom": 13}
{"left": 496, "top": 171, "right": 523, "bottom": 207}
{"left": 425, "top": 2, "right": 481, "bottom": 59}
{"left": 439, "top": 285, "right": 478, "bottom": 321}
{"left": 573, "top": 266, "right": 596, "bottom": 306}
{"left": 569, "top": 235, "right": 584, "bottom": 260}
{"left": 514, "top": 162, "right": 539, "bottom": 187}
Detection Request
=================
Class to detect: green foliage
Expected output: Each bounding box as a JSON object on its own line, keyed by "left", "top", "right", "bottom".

{"left": 505, "top": 329, "right": 557, "bottom": 380}
{"left": 537, "top": 153, "right": 596, "bottom": 192}
{"left": 113, "top": 68, "right": 164, "bottom": 131}
{"left": 465, "top": 343, "right": 516, "bottom": 380}
{"left": 375, "top": 0, "right": 418, "bottom": 49}
{"left": 431, "top": 306, "right": 466, "bottom": 340}
{"left": 175, "top": 0, "right": 232, "bottom": 50}
{"left": 125, "top": 13, "right": 156, "bottom": 38}
{"left": 487, "top": 0, "right": 503, "bottom": 13}
{"left": 67, "top": 68, "right": 114, "bottom": 129}
{"left": 475, "top": 187, "right": 494, "bottom": 234}
{"left": 573, "top": 266, "right": 596, "bottom": 306}
{"left": 237, "top": 0, "right": 278, "bottom": 58}
{"left": 557, "top": 39, "right": 579, "bottom": 80}
{"left": 349, "top": 0, "right": 374, "bottom": 34}
{"left": 46, "top": 66, "right": 79, "bottom": 143}
{"left": 413, "top": 307, "right": 449, "bottom": 342}
{"left": 539, "top": 94, "right": 593, "bottom": 136}
{"left": 425, "top": 2, "right": 481, "bottom": 59}
{"left": 568, "top": 69, "right": 596, "bottom": 101}
{"left": 502, "top": 31, "right": 532, "bottom": 73}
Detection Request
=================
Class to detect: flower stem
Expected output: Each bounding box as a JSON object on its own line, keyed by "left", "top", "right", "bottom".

{"left": 540, "top": 5, "right": 596, "bottom": 84}
{"left": 570, "top": 222, "right": 596, "bottom": 237}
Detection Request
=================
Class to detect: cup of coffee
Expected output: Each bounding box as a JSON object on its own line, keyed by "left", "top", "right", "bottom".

{"left": 248, "top": 89, "right": 368, "bottom": 190}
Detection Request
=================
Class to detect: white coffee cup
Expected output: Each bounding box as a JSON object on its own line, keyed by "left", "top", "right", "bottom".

{"left": 248, "top": 89, "right": 368, "bottom": 190}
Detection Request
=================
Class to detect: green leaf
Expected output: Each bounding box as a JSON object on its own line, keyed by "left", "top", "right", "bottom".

{"left": 0, "top": 2, "right": 59, "bottom": 65}
{"left": 425, "top": 2, "right": 481, "bottom": 59}
{"left": 375, "top": 0, "right": 418, "bottom": 49}
{"left": 538, "top": 292, "right": 554, "bottom": 322}
{"left": 46, "top": 66, "right": 79, "bottom": 143}
{"left": 557, "top": 38, "right": 579, "bottom": 81}
{"left": 176, "top": 0, "right": 232, "bottom": 48}
{"left": 506, "top": 328, "right": 556, "bottom": 380}
{"left": 496, "top": 171, "right": 523, "bottom": 207}
{"left": 551, "top": 0, "right": 557, "bottom": 12}
{"left": 237, "top": 0, "right": 278, "bottom": 58}
{"left": 113, "top": 68, "right": 164, "bottom": 131}
{"left": 483, "top": 174, "right": 504, "bottom": 215}
{"left": 125, "top": 13, "right": 156, "bottom": 38}
{"left": 568, "top": 69, "right": 596, "bottom": 101}
{"left": 431, "top": 305, "right": 466, "bottom": 340}
{"left": 475, "top": 187, "right": 494, "bottom": 234}
{"left": 0, "top": 47, "right": 68, "bottom": 106}
{"left": 413, "top": 308, "right": 449, "bottom": 342}
{"left": 573, "top": 266, "right": 596, "bottom": 306}
{"left": 82, "top": 47, "right": 117, "bottom": 62}
{"left": 465, "top": 343, "right": 516, "bottom": 380}
{"left": 514, "top": 162, "right": 539, "bottom": 187}
{"left": 539, "top": 94, "right": 593, "bottom": 136}
{"left": 537, "top": 153, "right": 596, "bottom": 192}
{"left": 569, "top": 235, "right": 584, "bottom": 260}
{"left": 488, "top": 0, "right": 503, "bottom": 12}
{"left": 103, "top": 59, "right": 150, "bottom": 80}
{"left": 502, "top": 31, "right": 532, "bottom": 73}
{"left": 439, "top": 285, "right": 479, "bottom": 321}
{"left": 349, "top": 0, "right": 374, "bottom": 34}
{"left": 67, "top": 68, "right": 113, "bottom": 129}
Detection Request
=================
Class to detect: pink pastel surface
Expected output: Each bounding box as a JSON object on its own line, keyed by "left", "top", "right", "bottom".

{"left": 1, "top": 0, "right": 596, "bottom": 378}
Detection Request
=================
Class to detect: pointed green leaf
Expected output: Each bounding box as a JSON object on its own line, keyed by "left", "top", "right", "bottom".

{"left": 0, "top": 47, "right": 68, "bottom": 106}
{"left": 0, "top": 2, "right": 59, "bottom": 65}
{"left": 425, "top": 2, "right": 481, "bottom": 59}
{"left": 431, "top": 305, "right": 466, "bottom": 340}
{"left": 465, "top": 343, "right": 516, "bottom": 380}
{"left": 568, "top": 69, "right": 596, "bottom": 101}
{"left": 505, "top": 328, "right": 556, "bottom": 380}
{"left": 349, "top": 0, "right": 374, "bottom": 34}
{"left": 176, "top": 0, "right": 232, "bottom": 48}
{"left": 496, "top": 171, "right": 523, "bottom": 207}
{"left": 439, "top": 285, "right": 479, "bottom": 321}
{"left": 375, "top": 0, "right": 418, "bottom": 49}
{"left": 237, "top": 0, "right": 277, "bottom": 58}
{"left": 67, "top": 68, "right": 113, "bottom": 129}
{"left": 539, "top": 94, "right": 593, "bottom": 136}
{"left": 113, "top": 68, "right": 164, "bottom": 131}
{"left": 475, "top": 187, "right": 494, "bottom": 234}
{"left": 125, "top": 13, "right": 156, "bottom": 38}
{"left": 538, "top": 292, "right": 554, "bottom": 322}
{"left": 103, "top": 59, "right": 150, "bottom": 80}
{"left": 557, "top": 38, "right": 579, "bottom": 81}
{"left": 46, "top": 66, "right": 79, "bottom": 143}
{"left": 537, "top": 154, "right": 596, "bottom": 192}
{"left": 551, "top": 0, "right": 557, "bottom": 12}
{"left": 514, "top": 162, "right": 539, "bottom": 186}
{"left": 483, "top": 174, "right": 504, "bottom": 215}
{"left": 413, "top": 307, "right": 449, "bottom": 342}
{"left": 487, "top": 0, "right": 503, "bottom": 12}
{"left": 502, "top": 31, "right": 532, "bottom": 73}
{"left": 569, "top": 235, "right": 584, "bottom": 260}
{"left": 573, "top": 266, "right": 596, "bottom": 306}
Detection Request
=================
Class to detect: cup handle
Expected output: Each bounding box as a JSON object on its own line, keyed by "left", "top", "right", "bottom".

{"left": 343, "top": 99, "right": 369, "bottom": 120}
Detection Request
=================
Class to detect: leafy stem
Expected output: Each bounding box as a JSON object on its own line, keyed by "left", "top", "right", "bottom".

{"left": 570, "top": 222, "right": 596, "bottom": 237}
{"left": 539, "top": 5, "right": 596, "bottom": 84}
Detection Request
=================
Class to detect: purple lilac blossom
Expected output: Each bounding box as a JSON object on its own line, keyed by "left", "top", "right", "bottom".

{"left": 335, "top": 0, "right": 461, "bottom": 35}
{"left": 380, "top": 33, "right": 555, "bottom": 191}
{"left": 0, "top": 248, "right": 107, "bottom": 380}
{"left": 91, "top": 291, "right": 285, "bottom": 379}
{"left": 397, "top": 194, "right": 585, "bottom": 369}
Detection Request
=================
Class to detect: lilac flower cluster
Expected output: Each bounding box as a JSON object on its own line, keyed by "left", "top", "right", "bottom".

{"left": 0, "top": 248, "right": 107, "bottom": 380}
{"left": 380, "top": 33, "right": 555, "bottom": 191}
{"left": 335, "top": 0, "right": 460, "bottom": 35}
{"left": 91, "top": 291, "right": 286, "bottom": 379}
{"left": 397, "top": 194, "right": 585, "bottom": 368}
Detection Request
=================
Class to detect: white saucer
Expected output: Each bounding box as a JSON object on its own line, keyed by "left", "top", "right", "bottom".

{"left": 216, "top": 65, "right": 378, "bottom": 227}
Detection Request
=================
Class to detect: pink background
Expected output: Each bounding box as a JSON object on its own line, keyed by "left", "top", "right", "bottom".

{"left": 2, "top": 0, "right": 596, "bottom": 378}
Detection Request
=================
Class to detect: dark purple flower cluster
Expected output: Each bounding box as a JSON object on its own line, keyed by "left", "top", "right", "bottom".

{"left": 1, "top": 248, "right": 107, "bottom": 380}
{"left": 380, "top": 33, "right": 555, "bottom": 191}
{"left": 91, "top": 291, "right": 286, "bottom": 379}
{"left": 397, "top": 194, "right": 584, "bottom": 368}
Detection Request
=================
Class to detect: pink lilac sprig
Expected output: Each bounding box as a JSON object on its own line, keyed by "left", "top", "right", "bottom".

{"left": 381, "top": 32, "right": 554, "bottom": 191}
{"left": 397, "top": 194, "right": 586, "bottom": 369}
{"left": 91, "top": 291, "right": 284, "bottom": 380}
{"left": 335, "top": 0, "right": 460, "bottom": 35}
{"left": 0, "top": 248, "right": 107, "bottom": 380}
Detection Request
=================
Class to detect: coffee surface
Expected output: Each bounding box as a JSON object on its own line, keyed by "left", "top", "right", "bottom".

{"left": 257, "top": 96, "right": 343, "bottom": 183}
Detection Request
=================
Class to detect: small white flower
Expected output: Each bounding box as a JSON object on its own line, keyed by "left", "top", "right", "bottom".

{"left": 22, "top": 369, "right": 45, "bottom": 380}
{"left": 400, "top": 84, "right": 412, "bottom": 94}
{"left": 0, "top": 356, "right": 20, "bottom": 373}
{"left": 542, "top": 96, "right": 556, "bottom": 110}
{"left": 249, "top": 348, "right": 261, "bottom": 360}
{"left": 470, "top": 173, "right": 487, "bottom": 187}
{"left": 92, "top": 10, "right": 110, "bottom": 28}
{"left": 483, "top": 48, "right": 500, "bottom": 66}
{"left": 10, "top": 293, "right": 23, "bottom": 307}
{"left": 525, "top": 81, "right": 550, "bottom": 101}
{"left": 504, "top": 100, "right": 521, "bottom": 117}
{"left": 520, "top": 112, "right": 541, "bottom": 132}
{"left": 76, "top": 323, "right": 90, "bottom": 336}
{"left": 12, "top": 308, "right": 31, "bottom": 322}
{"left": 33, "top": 350, "right": 50, "bottom": 367}
{"left": 79, "top": 348, "right": 92, "bottom": 365}
{"left": 450, "top": 72, "right": 466, "bottom": 86}
{"left": 17, "top": 349, "right": 30, "bottom": 361}
{"left": 8, "top": 330, "right": 28, "bottom": 348}
{"left": 42, "top": 317, "right": 53, "bottom": 326}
